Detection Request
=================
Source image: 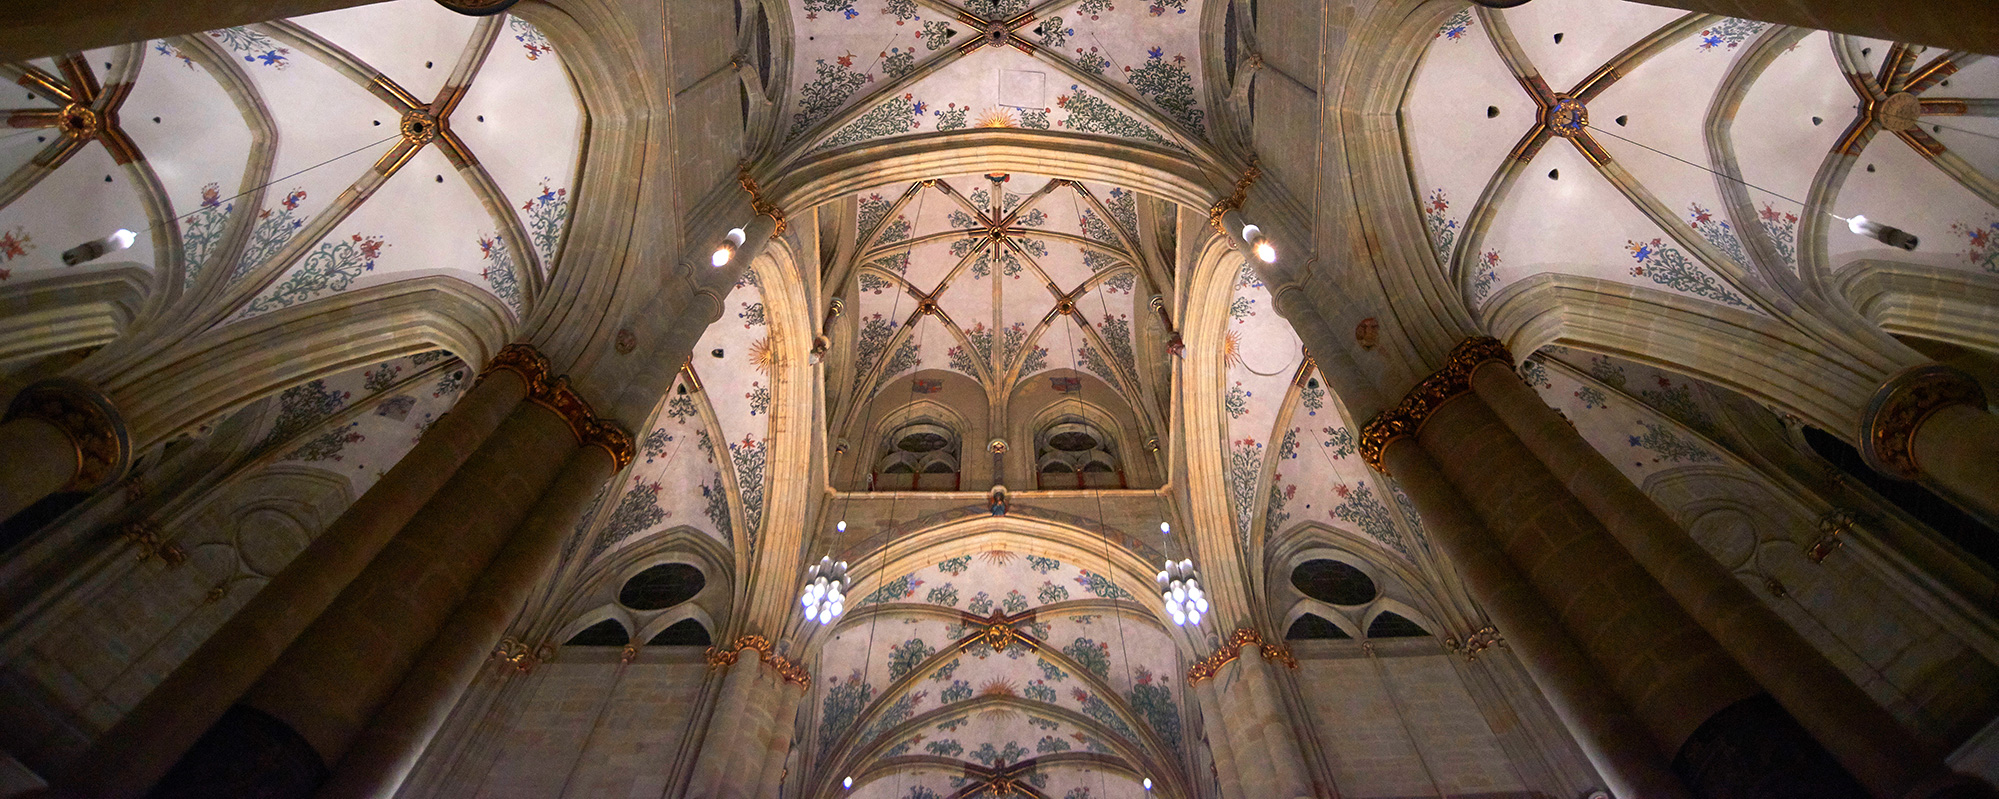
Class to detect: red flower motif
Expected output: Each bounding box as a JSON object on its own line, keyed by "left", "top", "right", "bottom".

{"left": 836, "top": 53, "right": 854, "bottom": 68}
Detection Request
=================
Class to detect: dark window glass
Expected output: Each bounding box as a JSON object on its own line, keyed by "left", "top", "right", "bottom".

{"left": 565, "top": 618, "right": 630, "bottom": 646}
{"left": 1285, "top": 614, "right": 1350, "bottom": 640}
{"left": 1290, "top": 560, "right": 1378, "bottom": 605}
{"left": 648, "top": 619, "right": 712, "bottom": 646}
{"left": 619, "top": 563, "right": 706, "bottom": 610}
{"left": 1367, "top": 611, "right": 1428, "bottom": 638}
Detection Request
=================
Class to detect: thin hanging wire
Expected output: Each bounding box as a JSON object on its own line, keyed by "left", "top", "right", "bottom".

{"left": 834, "top": 182, "right": 928, "bottom": 785}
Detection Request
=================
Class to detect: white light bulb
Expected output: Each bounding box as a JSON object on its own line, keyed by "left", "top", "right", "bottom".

{"left": 1170, "top": 609, "right": 1186, "bottom": 626}
{"left": 1189, "top": 610, "right": 1202, "bottom": 625}
{"left": 844, "top": 777, "right": 855, "bottom": 789}
{"left": 1172, "top": 586, "right": 1186, "bottom": 603}
{"left": 110, "top": 229, "right": 136, "bottom": 249}
{"left": 1143, "top": 778, "right": 1153, "bottom": 790}
{"left": 819, "top": 608, "right": 833, "bottom": 624}
{"left": 1159, "top": 522, "right": 1171, "bottom": 534}
{"left": 836, "top": 520, "right": 847, "bottom": 532}
{"left": 1253, "top": 240, "right": 1277, "bottom": 263}
{"left": 710, "top": 245, "right": 733, "bottom": 267}
{"left": 802, "top": 594, "right": 815, "bottom": 609}
{"left": 1195, "top": 597, "right": 1210, "bottom": 613}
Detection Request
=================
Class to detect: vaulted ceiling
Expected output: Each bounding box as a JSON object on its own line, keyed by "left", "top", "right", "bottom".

{"left": 0, "top": 4, "right": 583, "bottom": 323}
{"left": 1403, "top": 1, "right": 1999, "bottom": 314}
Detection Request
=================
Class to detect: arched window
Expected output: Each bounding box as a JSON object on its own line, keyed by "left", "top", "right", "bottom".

{"left": 874, "top": 420, "right": 960, "bottom": 491}
{"left": 1035, "top": 418, "right": 1122, "bottom": 489}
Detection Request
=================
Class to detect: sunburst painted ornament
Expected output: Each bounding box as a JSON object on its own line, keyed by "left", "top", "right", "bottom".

{"left": 749, "top": 336, "right": 775, "bottom": 374}
{"left": 976, "top": 107, "right": 1018, "bottom": 128}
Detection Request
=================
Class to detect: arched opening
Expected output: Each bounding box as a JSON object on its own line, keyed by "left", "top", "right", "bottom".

{"left": 618, "top": 563, "right": 706, "bottom": 610}
{"left": 1290, "top": 559, "right": 1378, "bottom": 606}
{"left": 1286, "top": 613, "right": 1350, "bottom": 640}
{"left": 564, "top": 618, "right": 630, "bottom": 647}
{"left": 647, "top": 618, "right": 712, "bottom": 646}
{"left": 1366, "top": 611, "right": 1428, "bottom": 639}
{"left": 873, "top": 419, "right": 961, "bottom": 491}
{"left": 1034, "top": 417, "right": 1124, "bottom": 489}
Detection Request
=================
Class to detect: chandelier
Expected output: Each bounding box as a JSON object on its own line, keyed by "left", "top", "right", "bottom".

{"left": 1157, "top": 559, "right": 1207, "bottom": 627}
{"left": 801, "top": 555, "right": 850, "bottom": 625}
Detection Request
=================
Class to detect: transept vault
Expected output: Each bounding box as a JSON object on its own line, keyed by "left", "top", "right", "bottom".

{"left": 0, "top": 0, "right": 1997, "bottom": 798}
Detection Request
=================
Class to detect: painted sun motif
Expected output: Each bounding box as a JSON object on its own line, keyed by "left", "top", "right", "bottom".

{"left": 977, "top": 107, "right": 1018, "bottom": 128}
{"left": 749, "top": 336, "right": 775, "bottom": 374}
{"left": 976, "top": 678, "right": 1022, "bottom": 721}
{"left": 1222, "top": 329, "right": 1242, "bottom": 369}
{"left": 977, "top": 548, "right": 1018, "bottom": 566}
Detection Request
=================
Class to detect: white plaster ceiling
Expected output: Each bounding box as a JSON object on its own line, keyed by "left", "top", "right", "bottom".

{"left": 784, "top": 0, "right": 1208, "bottom": 154}
{"left": 812, "top": 548, "right": 1174, "bottom": 798}
{"left": 0, "top": 0, "right": 584, "bottom": 318}
{"left": 837, "top": 172, "right": 1155, "bottom": 420}
{"left": 1401, "top": 1, "right": 1999, "bottom": 311}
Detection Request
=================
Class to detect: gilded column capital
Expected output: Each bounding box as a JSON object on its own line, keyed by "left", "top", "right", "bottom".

{"left": 1357, "top": 336, "right": 1512, "bottom": 472}
{"left": 1859, "top": 364, "right": 1985, "bottom": 480}
{"left": 738, "top": 166, "right": 788, "bottom": 238}
{"left": 480, "top": 343, "right": 637, "bottom": 469}
{"left": 5, "top": 378, "right": 132, "bottom": 492}
{"left": 1206, "top": 156, "right": 1262, "bottom": 237}
{"left": 1186, "top": 628, "right": 1296, "bottom": 684}
{"left": 705, "top": 634, "right": 811, "bottom": 686}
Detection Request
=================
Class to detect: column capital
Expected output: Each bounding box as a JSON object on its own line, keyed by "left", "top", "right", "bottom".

{"left": 1186, "top": 627, "right": 1296, "bottom": 684}
{"left": 480, "top": 343, "right": 636, "bottom": 468}
{"left": 4, "top": 377, "right": 132, "bottom": 491}
{"left": 1859, "top": 364, "right": 1986, "bottom": 480}
{"left": 705, "top": 634, "right": 811, "bottom": 687}
{"left": 1358, "top": 336, "right": 1512, "bottom": 472}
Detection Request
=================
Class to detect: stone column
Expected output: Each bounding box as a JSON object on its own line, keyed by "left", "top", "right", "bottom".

{"left": 1382, "top": 437, "right": 1694, "bottom": 799}
{"left": 234, "top": 360, "right": 639, "bottom": 781}
{"left": 1862, "top": 365, "right": 1999, "bottom": 523}
{"left": 1190, "top": 679, "right": 1246, "bottom": 797}
{"left": 313, "top": 443, "right": 618, "bottom": 799}
{"left": 56, "top": 363, "right": 529, "bottom": 799}
{"left": 1188, "top": 631, "right": 1313, "bottom": 799}
{"left": 1629, "top": 0, "right": 1994, "bottom": 63}
{"left": 1472, "top": 362, "right": 1990, "bottom": 799}
{"left": 683, "top": 640, "right": 809, "bottom": 799}
{"left": 0, "top": 0, "right": 416, "bottom": 61}
{"left": 0, "top": 379, "right": 130, "bottom": 522}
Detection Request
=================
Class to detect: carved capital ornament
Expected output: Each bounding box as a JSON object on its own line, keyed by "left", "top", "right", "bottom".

{"left": 1358, "top": 336, "right": 1513, "bottom": 472}
{"left": 5, "top": 378, "right": 132, "bottom": 492}
{"left": 705, "top": 634, "right": 811, "bottom": 686}
{"left": 1859, "top": 364, "right": 1985, "bottom": 480}
{"left": 1186, "top": 628, "right": 1296, "bottom": 684}
{"left": 478, "top": 343, "right": 636, "bottom": 468}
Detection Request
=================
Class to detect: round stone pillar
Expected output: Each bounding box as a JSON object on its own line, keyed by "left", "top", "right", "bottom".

{"left": 314, "top": 443, "right": 619, "bottom": 799}
{"left": 1862, "top": 365, "right": 1999, "bottom": 523}
{"left": 0, "top": 379, "right": 130, "bottom": 522}
{"left": 57, "top": 363, "right": 529, "bottom": 799}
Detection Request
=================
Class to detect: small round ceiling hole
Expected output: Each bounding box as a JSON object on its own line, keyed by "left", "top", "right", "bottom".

{"left": 1812, "top": 116, "right": 1823, "bottom": 125}
{"left": 711, "top": 348, "right": 725, "bottom": 358}
{"left": 104, "top": 175, "right": 113, "bottom": 182}
{"left": 152, "top": 116, "right": 161, "bottom": 123}
{"left": 1866, "top": 164, "right": 1876, "bottom": 172}
{"left": 435, "top": 175, "right": 444, "bottom": 183}
{"left": 373, "top": 120, "right": 381, "bottom": 126}
{"left": 1861, "top": 47, "right": 1871, "bottom": 56}
{"left": 1486, "top": 106, "right": 1499, "bottom": 118}
{"left": 477, "top": 115, "right": 485, "bottom": 122}
{"left": 1548, "top": 168, "right": 1560, "bottom": 180}
{"left": 1615, "top": 115, "right": 1628, "bottom": 126}
{"left": 425, "top": 61, "right": 434, "bottom": 68}
{"left": 1553, "top": 32, "right": 1565, "bottom": 43}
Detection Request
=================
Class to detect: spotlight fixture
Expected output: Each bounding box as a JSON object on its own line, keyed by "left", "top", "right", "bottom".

{"left": 61, "top": 229, "right": 137, "bottom": 266}
{"left": 1846, "top": 215, "right": 1918, "bottom": 251}
{"left": 801, "top": 555, "right": 850, "bottom": 625}
{"left": 1157, "top": 559, "right": 1208, "bottom": 627}
{"left": 711, "top": 227, "right": 747, "bottom": 267}
{"left": 1241, "top": 224, "right": 1277, "bottom": 264}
